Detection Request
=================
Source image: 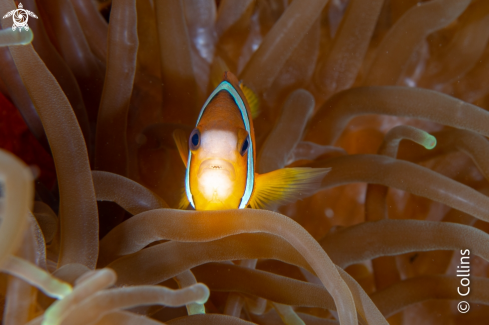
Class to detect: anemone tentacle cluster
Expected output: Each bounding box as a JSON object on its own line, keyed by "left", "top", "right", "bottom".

{"left": 1, "top": 0, "right": 489, "bottom": 324}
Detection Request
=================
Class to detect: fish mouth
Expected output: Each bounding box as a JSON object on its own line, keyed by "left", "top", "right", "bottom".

{"left": 197, "top": 159, "right": 236, "bottom": 203}
{"left": 197, "top": 159, "right": 236, "bottom": 180}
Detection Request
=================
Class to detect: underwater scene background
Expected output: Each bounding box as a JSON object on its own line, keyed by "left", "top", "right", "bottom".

{"left": 1, "top": 0, "right": 489, "bottom": 324}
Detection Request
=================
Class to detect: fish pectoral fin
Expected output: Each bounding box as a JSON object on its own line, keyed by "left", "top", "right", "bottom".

{"left": 239, "top": 82, "right": 260, "bottom": 119}
{"left": 178, "top": 191, "right": 190, "bottom": 210}
{"left": 173, "top": 129, "right": 189, "bottom": 168}
{"left": 249, "top": 167, "right": 331, "bottom": 210}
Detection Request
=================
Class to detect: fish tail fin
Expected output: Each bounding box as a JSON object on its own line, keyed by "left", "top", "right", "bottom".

{"left": 173, "top": 129, "right": 189, "bottom": 168}
{"left": 249, "top": 167, "right": 331, "bottom": 210}
{"left": 239, "top": 82, "right": 260, "bottom": 119}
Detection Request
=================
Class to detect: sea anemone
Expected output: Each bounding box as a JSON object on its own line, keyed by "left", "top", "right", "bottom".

{"left": 1, "top": 0, "right": 489, "bottom": 324}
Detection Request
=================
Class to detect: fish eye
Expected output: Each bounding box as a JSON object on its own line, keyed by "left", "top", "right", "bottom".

{"left": 189, "top": 128, "right": 201, "bottom": 150}
{"left": 240, "top": 136, "right": 249, "bottom": 156}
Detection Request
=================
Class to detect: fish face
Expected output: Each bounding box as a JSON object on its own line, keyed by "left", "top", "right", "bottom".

{"left": 189, "top": 125, "right": 249, "bottom": 210}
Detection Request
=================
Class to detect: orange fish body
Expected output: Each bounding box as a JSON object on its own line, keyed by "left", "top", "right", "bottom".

{"left": 175, "top": 71, "right": 330, "bottom": 211}
{"left": 187, "top": 72, "right": 255, "bottom": 210}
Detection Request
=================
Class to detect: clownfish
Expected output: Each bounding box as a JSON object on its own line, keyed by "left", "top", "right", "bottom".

{"left": 173, "top": 71, "right": 330, "bottom": 211}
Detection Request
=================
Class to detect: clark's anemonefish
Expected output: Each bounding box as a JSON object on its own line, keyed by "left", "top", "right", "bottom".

{"left": 173, "top": 71, "right": 330, "bottom": 211}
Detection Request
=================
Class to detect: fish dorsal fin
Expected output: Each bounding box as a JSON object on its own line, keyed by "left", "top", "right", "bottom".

{"left": 210, "top": 56, "right": 230, "bottom": 90}
{"left": 239, "top": 82, "right": 260, "bottom": 119}
{"left": 209, "top": 57, "right": 260, "bottom": 119}
{"left": 173, "top": 129, "right": 189, "bottom": 168}
{"left": 249, "top": 167, "right": 331, "bottom": 210}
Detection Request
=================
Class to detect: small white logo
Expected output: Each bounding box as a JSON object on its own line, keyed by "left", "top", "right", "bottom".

{"left": 2, "top": 3, "right": 38, "bottom": 32}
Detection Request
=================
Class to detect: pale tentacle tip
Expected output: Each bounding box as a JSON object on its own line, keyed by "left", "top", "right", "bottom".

{"left": 0, "top": 28, "right": 33, "bottom": 47}
{"left": 194, "top": 283, "right": 211, "bottom": 304}
{"left": 54, "top": 283, "right": 73, "bottom": 299}
{"left": 424, "top": 135, "right": 437, "bottom": 150}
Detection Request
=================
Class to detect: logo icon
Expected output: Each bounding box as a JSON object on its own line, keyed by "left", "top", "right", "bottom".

{"left": 2, "top": 3, "right": 38, "bottom": 32}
